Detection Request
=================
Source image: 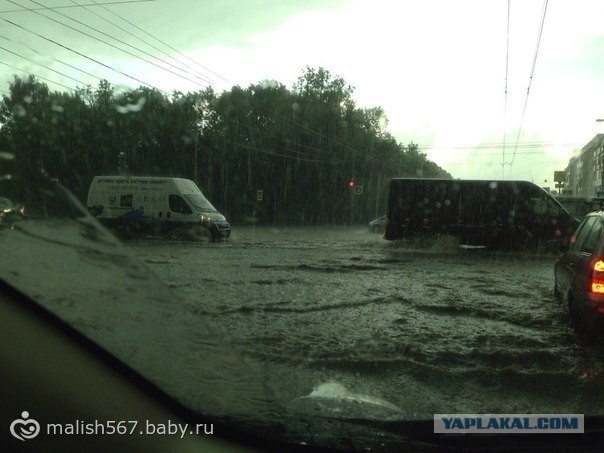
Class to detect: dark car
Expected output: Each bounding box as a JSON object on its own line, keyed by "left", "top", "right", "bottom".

{"left": 554, "top": 211, "right": 604, "bottom": 335}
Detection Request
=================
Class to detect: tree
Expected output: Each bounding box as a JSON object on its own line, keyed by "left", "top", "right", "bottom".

{"left": 0, "top": 72, "right": 452, "bottom": 225}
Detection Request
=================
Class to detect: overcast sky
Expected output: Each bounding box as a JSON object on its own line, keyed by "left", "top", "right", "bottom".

{"left": 1, "top": 0, "right": 603, "bottom": 188}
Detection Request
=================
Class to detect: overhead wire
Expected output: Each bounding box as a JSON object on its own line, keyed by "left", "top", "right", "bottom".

{"left": 77, "top": 0, "right": 217, "bottom": 87}
{"left": 12, "top": 0, "right": 208, "bottom": 89}
{"left": 70, "top": 0, "right": 212, "bottom": 86}
{"left": 0, "top": 17, "right": 167, "bottom": 94}
{"left": 0, "top": 45, "right": 88, "bottom": 86}
{"left": 0, "top": 60, "right": 78, "bottom": 91}
{"left": 1, "top": 0, "right": 229, "bottom": 95}
{"left": 0, "top": 0, "right": 568, "bottom": 177}
{"left": 238, "top": 140, "right": 338, "bottom": 164}
{"left": 0, "top": 32, "right": 105, "bottom": 83}
{"left": 282, "top": 114, "right": 387, "bottom": 166}
{"left": 419, "top": 140, "right": 583, "bottom": 152}
{"left": 0, "top": 0, "right": 154, "bottom": 14}
{"left": 0, "top": 2, "right": 153, "bottom": 93}
{"left": 502, "top": 0, "right": 510, "bottom": 177}
{"left": 510, "top": 0, "right": 549, "bottom": 170}
{"left": 89, "top": 0, "right": 231, "bottom": 86}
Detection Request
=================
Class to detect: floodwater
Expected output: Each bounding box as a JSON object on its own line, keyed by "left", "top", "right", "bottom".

{"left": 124, "top": 225, "right": 604, "bottom": 419}
{"left": 5, "top": 217, "right": 604, "bottom": 430}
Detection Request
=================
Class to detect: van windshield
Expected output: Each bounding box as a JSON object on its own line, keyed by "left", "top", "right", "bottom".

{"left": 184, "top": 194, "right": 217, "bottom": 213}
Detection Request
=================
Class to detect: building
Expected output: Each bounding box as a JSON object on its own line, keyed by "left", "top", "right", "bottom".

{"left": 562, "top": 156, "right": 578, "bottom": 196}
{"left": 563, "top": 134, "right": 604, "bottom": 197}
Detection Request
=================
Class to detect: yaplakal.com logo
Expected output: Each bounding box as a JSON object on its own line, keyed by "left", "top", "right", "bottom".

{"left": 10, "top": 411, "right": 40, "bottom": 441}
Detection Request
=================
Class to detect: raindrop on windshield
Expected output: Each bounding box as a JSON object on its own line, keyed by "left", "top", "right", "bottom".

{"left": 13, "top": 104, "right": 27, "bottom": 117}
{"left": 115, "top": 96, "right": 146, "bottom": 114}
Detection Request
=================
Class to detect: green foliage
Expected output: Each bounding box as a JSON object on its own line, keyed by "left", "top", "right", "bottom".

{"left": 0, "top": 69, "right": 451, "bottom": 225}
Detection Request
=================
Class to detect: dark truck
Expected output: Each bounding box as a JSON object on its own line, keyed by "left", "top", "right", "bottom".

{"left": 384, "top": 178, "right": 579, "bottom": 251}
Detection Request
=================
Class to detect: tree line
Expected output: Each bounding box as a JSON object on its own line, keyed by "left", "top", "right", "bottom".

{"left": 0, "top": 67, "right": 451, "bottom": 225}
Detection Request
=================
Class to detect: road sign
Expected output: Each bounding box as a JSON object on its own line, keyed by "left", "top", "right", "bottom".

{"left": 554, "top": 171, "right": 566, "bottom": 183}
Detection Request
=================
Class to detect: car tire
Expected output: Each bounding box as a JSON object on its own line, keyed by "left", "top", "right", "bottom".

{"left": 567, "top": 295, "right": 599, "bottom": 345}
{"left": 568, "top": 296, "right": 580, "bottom": 331}
{"left": 554, "top": 279, "right": 566, "bottom": 304}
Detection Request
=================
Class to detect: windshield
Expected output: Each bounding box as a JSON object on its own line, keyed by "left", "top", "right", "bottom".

{"left": 183, "top": 194, "right": 217, "bottom": 212}
{"left": 1, "top": 0, "right": 603, "bottom": 450}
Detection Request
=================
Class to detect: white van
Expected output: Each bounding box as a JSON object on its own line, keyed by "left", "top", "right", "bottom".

{"left": 86, "top": 176, "right": 230, "bottom": 240}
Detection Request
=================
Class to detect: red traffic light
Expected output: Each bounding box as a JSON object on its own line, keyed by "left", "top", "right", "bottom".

{"left": 347, "top": 179, "right": 356, "bottom": 189}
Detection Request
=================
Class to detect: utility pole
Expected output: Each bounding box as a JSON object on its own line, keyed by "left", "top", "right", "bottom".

{"left": 118, "top": 152, "right": 128, "bottom": 176}
{"left": 194, "top": 132, "right": 199, "bottom": 184}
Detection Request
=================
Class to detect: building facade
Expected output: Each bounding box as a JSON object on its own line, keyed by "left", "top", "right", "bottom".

{"left": 563, "top": 134, "right": 604, "bottom": 197}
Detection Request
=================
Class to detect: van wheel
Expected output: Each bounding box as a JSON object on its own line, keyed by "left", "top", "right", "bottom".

{"left": 121, "top": 224, "right": 133, "bottom": 239}
{"left": 208, "top": 224, "right": 224, "bottom": 242}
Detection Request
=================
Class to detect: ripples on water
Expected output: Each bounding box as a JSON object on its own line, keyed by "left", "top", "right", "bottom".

{"left": 128, "top": 226, "right": 604, "bottom": 418}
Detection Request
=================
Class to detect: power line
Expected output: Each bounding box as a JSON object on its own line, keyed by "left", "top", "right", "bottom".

{"left": 38, "top": 0, "right": 211, "bottom": 87}
{"left": 502, "top": 0, "right": 510, "bottom": 178}
{"left": 11, "top": 0, "right": 208, "bottom": 89}
{"left": 1, "top": 17, "right": 167, "bottom": 94}
{"left": 510, "top": 0, "right": 549, "bottom": 170}
{"left": 237, "top": 138, "right": 339, "bottom": 164}
{"left": 450, "top": 153, "right": 571, "bottom": 163}
{"left": 419, "top": 141, "right": 582, "bottom": 152}
{"left": 0, "top": 32, "right": 103, "bottom": 83}
{"left": 0, "top": 60, "right": 77, "bottom": 91}
{"left": 89, "top": 0, "right": 231, "bottom": 86}
{"left": 73, "top": 0, "right": 216, "bottom": 86}
{"left": 0, "top": 0, "right": 154, "bottom": 14}
{"left": 283, "top": 114, "right": 386, "bottom": 166}
{"left": 0, "top": 45, "right": 88, "bottom": 86}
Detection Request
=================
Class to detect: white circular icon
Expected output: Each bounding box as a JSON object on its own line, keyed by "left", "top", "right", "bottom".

{"left": 10, "top": 411, "right": 40, "bottom": 441}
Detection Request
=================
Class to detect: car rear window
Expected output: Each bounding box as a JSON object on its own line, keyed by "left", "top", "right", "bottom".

{"left": 570, "top": 216, "right": 596, "bottom": 252}
{"left": 582, "top": 217, "right": 603, "bottom": 253}
{"left": 570, "top": 216, "right": 603, "bottom": 253}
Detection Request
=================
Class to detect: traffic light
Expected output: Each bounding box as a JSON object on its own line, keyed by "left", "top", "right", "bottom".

{"left": 347, "top": 178, "right": 356, "bottom": 190}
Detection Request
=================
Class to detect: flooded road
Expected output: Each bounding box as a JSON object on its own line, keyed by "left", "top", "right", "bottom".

{"left": 126, "top": 226, "right": 604, "bottom": 419}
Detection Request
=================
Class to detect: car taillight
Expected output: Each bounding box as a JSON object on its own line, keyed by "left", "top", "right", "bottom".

{"left": 591, "top": 259, "right": 604, "bottom": 294}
